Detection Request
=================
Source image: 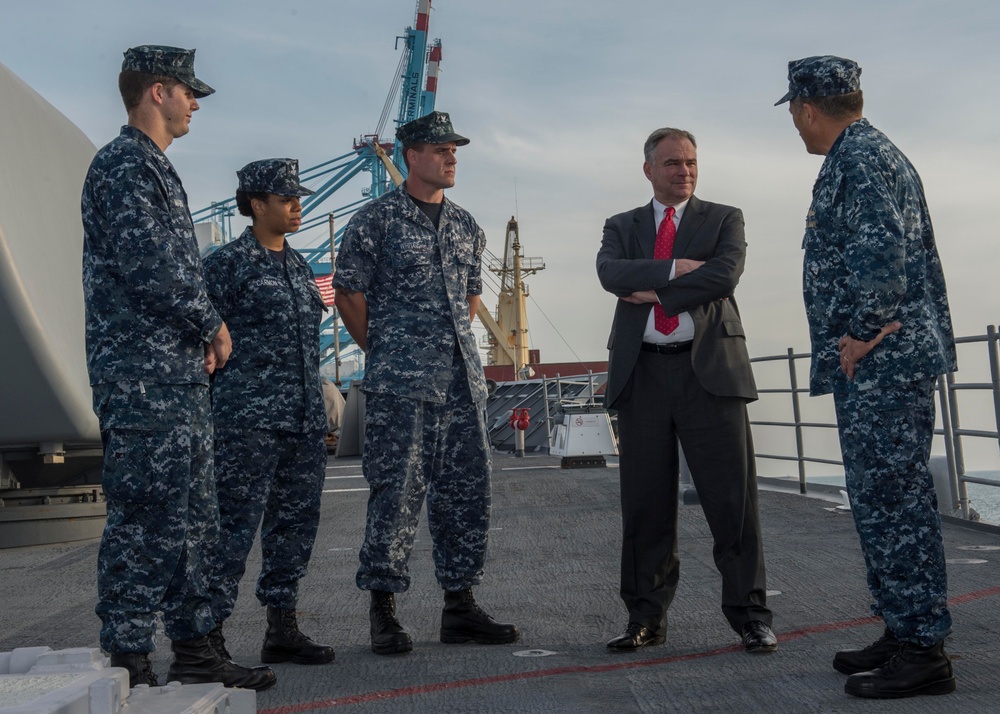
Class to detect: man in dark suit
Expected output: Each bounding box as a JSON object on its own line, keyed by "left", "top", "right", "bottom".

{"left": 596, "top": 127, "right": 776, "bottom": 653}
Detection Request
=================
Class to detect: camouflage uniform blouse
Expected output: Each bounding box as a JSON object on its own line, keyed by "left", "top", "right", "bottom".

{"left": 803, "top": 118, "right": 957, "bottom": 396}
{"left": 203, "top": 228, "right": 327, "bottom": 432}
{"left": 333, "top": 187, "right": 488, "bottom": 405}
{"left": 81, "top": 125, "right": 222, "bottom": 386}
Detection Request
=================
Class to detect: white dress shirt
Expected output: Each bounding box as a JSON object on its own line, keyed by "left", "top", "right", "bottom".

{"left": 642, "top": 197, "right": 695, "bottom": 344}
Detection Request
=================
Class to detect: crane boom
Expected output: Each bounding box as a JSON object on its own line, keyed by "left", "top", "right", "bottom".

{"left": 193, "top": 0, "right": 447, "bottom": 383}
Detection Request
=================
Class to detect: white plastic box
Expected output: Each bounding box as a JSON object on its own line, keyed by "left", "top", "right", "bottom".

{"left": 0, "top": 647, "right": 255, "bottom": 714}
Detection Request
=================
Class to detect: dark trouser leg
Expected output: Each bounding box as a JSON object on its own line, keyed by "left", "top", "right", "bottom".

{"left": 257, "top": 430, "right": 328, "bottom": 609}
{"left": 96, "top": 385, "right": 217, "bottom": 652}
{"left": 356, "top": 393, "right": 429, "bottom": 592}
{"left": 98, "top": 428, "right": 193, "bottom": 652}
{"left": 615, "top": 351, "right": 680, "bottom": 633}
{"left": 425, "top": 360, "right": 491, "bottom": 591}
{"left": 674, "top": 375, "right": 770, "bottom": 633}
{"left": 207, "top": 429, "right": 279, "bottom": 623}
{"left": 160, "top": 388, "right": 218, "bottom": 642}
{"left": 834, "top": 379, "right": 951, "bottom": 646}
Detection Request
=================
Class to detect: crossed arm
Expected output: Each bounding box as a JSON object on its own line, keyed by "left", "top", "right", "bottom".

{"left": 596, "top": 208, "right": 746, "bottom": 313}
{"left": 619, "top": 258, "right": 705, "bottom": 304}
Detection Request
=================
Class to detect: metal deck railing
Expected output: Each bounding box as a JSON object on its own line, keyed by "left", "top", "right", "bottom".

{"left": 749, "top": 325, "right": 1000, "bottom": 520}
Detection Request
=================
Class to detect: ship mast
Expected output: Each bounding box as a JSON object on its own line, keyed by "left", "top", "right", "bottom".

{"left": 478, "top": 217, "right": 545, "bottom": 379}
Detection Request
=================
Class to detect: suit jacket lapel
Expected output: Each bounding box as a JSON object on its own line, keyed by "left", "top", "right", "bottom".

{"left": 634, "top": 201, "right": 656, "bottom": 259}
{"left": 674, "top": 195, "right": 705, "bottom": 258}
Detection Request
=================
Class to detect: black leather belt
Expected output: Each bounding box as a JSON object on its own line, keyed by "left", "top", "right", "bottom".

{"left": 641, "top": 341, "right": 693, "bottom": 355}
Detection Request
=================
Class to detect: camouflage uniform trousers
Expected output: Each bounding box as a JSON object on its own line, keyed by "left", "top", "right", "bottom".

{"left": 94, "top": 382, "right": 217, "bottom": 654}
{"left": 207, "top": 427, "right": 327, "bottom": 622}
{"left": 357, "top": 359, "right": 492, "bottom": 592}
{"left": 834, "top": 377, "right": 952, "bottom": 646}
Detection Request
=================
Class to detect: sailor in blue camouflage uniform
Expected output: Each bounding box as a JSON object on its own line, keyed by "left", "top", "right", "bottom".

{"left": 334, "top": 111, "right": 518, "bottom": 655}
{"left": 82, "top": 45, "right": 273, "bottom": 691}
{"left": 777, "top": 55, "right": 957, "bottom": 699}
{"left": 203, "top": 159, "right": 334, "bottom": 666}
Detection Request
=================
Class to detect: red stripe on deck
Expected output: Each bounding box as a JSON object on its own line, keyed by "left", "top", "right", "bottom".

{"left": 259, "top": 585, "right": 1000, "bottom": 713}
{"left": 948, "top": 583, "right": 1000, "bottom": 604}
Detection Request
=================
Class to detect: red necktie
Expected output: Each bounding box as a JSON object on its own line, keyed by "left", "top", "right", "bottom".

{"left": 653, "top": 206, "right": 678, "bottom": 336}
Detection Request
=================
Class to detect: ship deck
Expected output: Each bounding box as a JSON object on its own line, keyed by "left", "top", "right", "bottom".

{"left": 2, "top": 452, "right": 999, "bottom": 713}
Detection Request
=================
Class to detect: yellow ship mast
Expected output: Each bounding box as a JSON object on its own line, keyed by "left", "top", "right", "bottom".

{"left": 476, "top": 217, "right": 545, "bottom": 380}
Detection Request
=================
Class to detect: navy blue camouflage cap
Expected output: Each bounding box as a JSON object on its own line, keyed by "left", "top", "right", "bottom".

{"left": 396, "top": 111, "right": 470, "bottom": 146}
{"left": 122, "top": 45, "right": 215, "bottom": 98}
{"left": 774, "top": 55, "right": 861, "bottom": 106}
{"left": 237, "top": 159, "right": 314, "bottom": 197}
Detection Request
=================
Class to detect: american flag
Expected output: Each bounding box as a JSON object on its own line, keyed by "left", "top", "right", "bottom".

{"left": 314, "top": 273, "right": 335, "bottom": 307}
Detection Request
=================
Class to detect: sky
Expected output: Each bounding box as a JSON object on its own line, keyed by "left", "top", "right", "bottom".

{"left": 3, "top": 0, "right": 999, "bottom": 470}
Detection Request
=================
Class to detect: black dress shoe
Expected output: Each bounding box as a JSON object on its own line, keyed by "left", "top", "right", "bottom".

{"left": 833, "top": 628, "right": 899, "bottom": 674}
{"left": 606, "top": 622, "right": 665, "bottom": 651}
{"left": 845, "top": 640, "right": 956, "bottom": 699}
{"left": 742, "top": 621, "right": 778, "bottom": 653}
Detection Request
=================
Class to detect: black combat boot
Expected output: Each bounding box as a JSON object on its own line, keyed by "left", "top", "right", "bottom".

{"left": 207, "top": 624, "right": 232, "bottom": 662}
{"left": 369, "top": 590, "right": 413, "bottom": 655}
{"left": 261, "top": 606, "right": 335, "bottom": 664}
{"left": 845, "top": 640, "right": 956, "bottom": 698}
{"left": 833, "top": 628, "right": 899, "bottom": 674}
{"left": 109, "top": 652, "right": 158, "bottom": 687}
{"left": 440, "top": 589, "right": 519, "bottom": 644}
{"left": 167, "top": 635, "right": 277, "bottom": 691}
